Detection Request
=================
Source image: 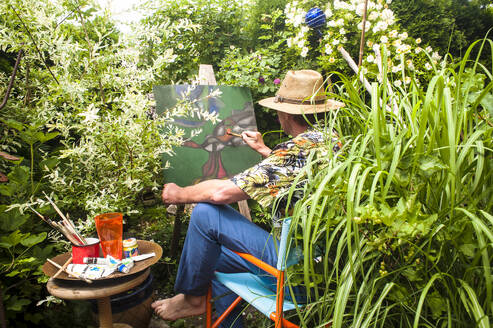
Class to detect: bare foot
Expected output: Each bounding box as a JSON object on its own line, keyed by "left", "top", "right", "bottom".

{"left": 151, "top": 294, "right": 206, "bottom": 321}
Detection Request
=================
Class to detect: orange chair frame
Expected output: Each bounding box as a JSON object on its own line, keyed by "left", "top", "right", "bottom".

{"left": 205, "top": 250, "right": 299, "bottom": 328}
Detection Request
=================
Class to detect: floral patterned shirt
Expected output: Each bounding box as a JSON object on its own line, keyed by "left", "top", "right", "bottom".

{"left": 231, "top": 129, "right": 341, "bottom": 212}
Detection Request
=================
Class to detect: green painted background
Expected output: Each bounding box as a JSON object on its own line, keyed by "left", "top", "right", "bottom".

{"left": 154, "top": 85, "right": 261, "bottom": 186}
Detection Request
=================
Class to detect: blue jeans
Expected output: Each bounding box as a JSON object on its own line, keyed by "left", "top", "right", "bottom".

{"left": 174, "top": 203, "right": 303, "bottom": 328}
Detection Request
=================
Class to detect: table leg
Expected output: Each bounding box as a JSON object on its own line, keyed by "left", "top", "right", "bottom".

{"left": 97, "top": 297, "right": 113, "bottom": 328}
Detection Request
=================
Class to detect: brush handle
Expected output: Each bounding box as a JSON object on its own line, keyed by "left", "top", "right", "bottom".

{"left": 47, "top": 258, "right": 92, "bottom": 283}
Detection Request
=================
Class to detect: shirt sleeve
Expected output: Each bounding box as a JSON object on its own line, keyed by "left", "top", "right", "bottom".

{"left": 231, "top": 140, "right": 309, "bottom": 208}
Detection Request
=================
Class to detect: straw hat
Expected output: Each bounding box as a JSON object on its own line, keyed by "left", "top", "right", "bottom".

{"left": 259, "top": 70, "right": 345, "bottom": 114}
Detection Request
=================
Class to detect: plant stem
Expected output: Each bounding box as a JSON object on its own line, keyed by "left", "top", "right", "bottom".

{"left": 0, "top": 287, "right": 6, "bottom": 328}
{"left": 9, "top": 5, "right": 59, "bottom": 85}
{"left": 0, "top": 49, "right": 23, "bottom": 110}
{"left": 30, "top": 144, "right": 34, "bottom": 194}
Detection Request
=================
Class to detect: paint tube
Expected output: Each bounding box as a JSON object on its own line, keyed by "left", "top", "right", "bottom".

{"left": 83, "top": 257, "right": 106, "bottom": 265}
{"left": 106, "top": 255, "right": 134, "bottom": 274}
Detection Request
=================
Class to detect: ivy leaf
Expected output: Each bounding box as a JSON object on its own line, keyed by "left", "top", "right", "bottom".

{"left": 20, "top": 232, "right": 47, "bottom": 247}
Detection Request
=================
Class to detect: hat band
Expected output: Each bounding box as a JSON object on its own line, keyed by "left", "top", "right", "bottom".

{"left": 274, "top": 95, "right": 326, "bottom": 105}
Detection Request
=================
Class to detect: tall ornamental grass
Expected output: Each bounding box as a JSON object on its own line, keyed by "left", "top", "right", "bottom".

{"left": 285, "top": 39, "right": 493, "bottom": 327}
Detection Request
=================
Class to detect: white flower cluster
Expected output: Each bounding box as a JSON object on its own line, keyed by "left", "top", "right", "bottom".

{"left": 284, "top": 0, "right": 441, "bottom": 85}
{"left": 285, "top": 1, "right": 310, "bottom": 56}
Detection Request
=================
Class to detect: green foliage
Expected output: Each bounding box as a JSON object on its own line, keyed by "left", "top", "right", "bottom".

{"left": 284, "top": 39, "right": 493, "bottom": 327}
{"left": 140, "top": 0, "right": 247, "bottom": 84}
{"left": 390, "top": 0, "right": 493, "bottom": 57}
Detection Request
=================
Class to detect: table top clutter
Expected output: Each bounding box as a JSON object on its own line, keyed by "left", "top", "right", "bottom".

{"left": 42, "top": 240, "right": 162, "bottom": 281}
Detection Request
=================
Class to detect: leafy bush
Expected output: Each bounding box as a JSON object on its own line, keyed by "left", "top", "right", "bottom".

{"left": 285, "top": 39, "right": 493, "bottom": 327}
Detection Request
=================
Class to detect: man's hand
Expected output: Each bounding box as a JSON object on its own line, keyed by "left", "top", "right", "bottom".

{"left": 161, "top": 183, "right": 182, "bottom": 204}
{"left": 241, "top": 131, "right": 272, "bottom": 158}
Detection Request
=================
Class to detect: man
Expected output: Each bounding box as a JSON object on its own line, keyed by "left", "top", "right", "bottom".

{"left": 152, "top": 70, "right": 344, "bottom": 327}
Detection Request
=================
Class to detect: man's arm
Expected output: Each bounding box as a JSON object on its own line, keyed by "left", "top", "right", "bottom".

{"left": 162, "top": 179, "right": 249, "bottom": 205}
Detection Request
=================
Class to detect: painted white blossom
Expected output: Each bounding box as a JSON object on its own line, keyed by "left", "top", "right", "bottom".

{"left": 367, "top": 54, "right": 375, "bottom": 63}
{"left": 297, "top": 39, "right": 305, "bottom": 48}
{"left": 332, "top": 39, "right": 340, "bottom": 46}
{"left": 293, "top": 14, "right": 304, "bottom": 27}
{"left": 356, "top": 3, "right": 367, "bottom": 16}
{"left": 406, "top": 59, "right": 415, "bottom": 70}
{"left": 425, "top": 62, "right": 433, "bottom": 70}
{"left": 415, "top": 46, "right": 422, "bottom": 54}
{"left": 396, "top": 43, "right": 411, "bottom": 54}
{"left": 301, "top": 25, "right": 309, "bottom": 34}
{"left": 405, "top": 76, "right": 411, "bottom": 84}
{"left": 399, "top": 32, "right": 408, "bottom": 40}
{"left": 389, "top": 29, "right": 398, "bottom": 38}
{"left": 325, "top": 44, "right": 333, "bottom": 54}
{"left": 325, "top": 8, "right": 333, "bottom": 17}
{"left": 381, "top": 8, "right": 395, "bottom": 25}
{"left": 394, "top": 79, "right": 402, "bottom": 87}
{"left": 392, "top": 39, "right": 402, "bottom": 47}
{"left": 79, "top": 105, "right": 100, "bottom": 123}
{"left": 328, "top": 20, "right": 337, "bottom": 27}
{"left": 177, "top": 43, "right": 184, "bottom": 49}
{"left": 329, "top": 57, "right": 336, "bottom": 63}
{"left": 368, "top": 11, "right": 379, "bottom": 21}
{"left": 392, "top": 64, "right": 402, "bottom": 73}
{"left": 287, "top": 37, "right": 293, "bottom": 48}
{"left": 416, "top": 38, "right": 422, "bottom": 44}
{"left": 339, "top": 28, "right": 346, "bottom": 35}
{"left": 301, "top": 46, "right": 309, "bottom": 57}
{"left": 357, "top": 21, "right": 371, "bottom": 32}
{"left": 432, "top": 51, "right": 442, "bottom": 61}
{"left": 426, "top": 46, "right": 433, "bottom": 52}
{"left": 335, "top": 18, "right": 345, "bottom": 26}
{"left": 381, "top": 35, "right": 389, "bottom": 43}
{"left": 373, "top": 21, "right": 388, "bottom": 33}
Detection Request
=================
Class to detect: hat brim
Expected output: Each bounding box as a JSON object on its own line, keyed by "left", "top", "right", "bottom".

{"left": 258, "top": 97, "right": 345, "bottom": 114}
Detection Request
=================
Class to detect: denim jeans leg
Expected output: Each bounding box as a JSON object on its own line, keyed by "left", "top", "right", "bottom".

{"left": 174, "top": 203, "right": 279, "bottom": 296}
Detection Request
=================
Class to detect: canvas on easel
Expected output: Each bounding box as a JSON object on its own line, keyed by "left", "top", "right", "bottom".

{"left": 153, "top": 85, "right": 261, "bottom": 187}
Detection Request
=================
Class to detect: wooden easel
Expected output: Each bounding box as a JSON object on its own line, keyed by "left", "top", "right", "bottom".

{"left": 197, "top": 64, "right": 252, "bottom": 221}
{"left": 169, "top": 65, "right": 253, "bottom": 259}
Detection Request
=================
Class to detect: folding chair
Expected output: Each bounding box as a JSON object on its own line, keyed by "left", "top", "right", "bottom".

{"left": 205, "top": 218, "right": 300, "bottom": 328}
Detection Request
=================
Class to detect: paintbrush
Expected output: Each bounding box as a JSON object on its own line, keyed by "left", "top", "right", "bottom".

{"left": 47, "top": 258, "right": 92, "bottom": 283}
{"left": 43, "top": 192, "right": 87, "bottom": 245}
{"left": 226, "top": 128, "right": 242, "bottom": 138}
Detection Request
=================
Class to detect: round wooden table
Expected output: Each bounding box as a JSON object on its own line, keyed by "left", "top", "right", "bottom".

{"left": 47, "top": 268, "right": 150, "bottom": 328}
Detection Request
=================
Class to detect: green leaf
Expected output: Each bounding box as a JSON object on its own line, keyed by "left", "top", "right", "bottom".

{"left": 427, "top": 291, "right": 447, "bottom": 319}
{"left": 458, "top": 243, "right": 476, "bottom": 258}
{"left": 0, "top": 119, "right": 24, "bottom": 131}
{"left": 0, "top": 206, "right": 29, "bottom": 231}
{"left": 39, "top": 157, "right": 59, "bottom": 171}
{"left": 7, "top": 296, "right": 31, "bottom": 312}
{"left": 0, "top": 230, "right": 25, "bottom": 248}
{"left": 20, "top": 232, "right": 47, "bottom": 247}
{"left": 37, "top": 131, "right": 59, "bottom": 143}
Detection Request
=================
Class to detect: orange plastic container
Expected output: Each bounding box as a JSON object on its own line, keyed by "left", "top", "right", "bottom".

{"left": 94, "top": 212, "right": 123, "bottom": 260}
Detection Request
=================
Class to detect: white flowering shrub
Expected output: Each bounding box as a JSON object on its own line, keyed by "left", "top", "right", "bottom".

{"left": 284, "top": 0, "right": 443, "bottom": 86}
{"left": 0, "top": 0, "right": 214, "bottom": 219}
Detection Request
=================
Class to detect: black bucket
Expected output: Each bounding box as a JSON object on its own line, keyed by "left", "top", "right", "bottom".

{"left": 92, "top": 273, "right": 154, "bottom": 328}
